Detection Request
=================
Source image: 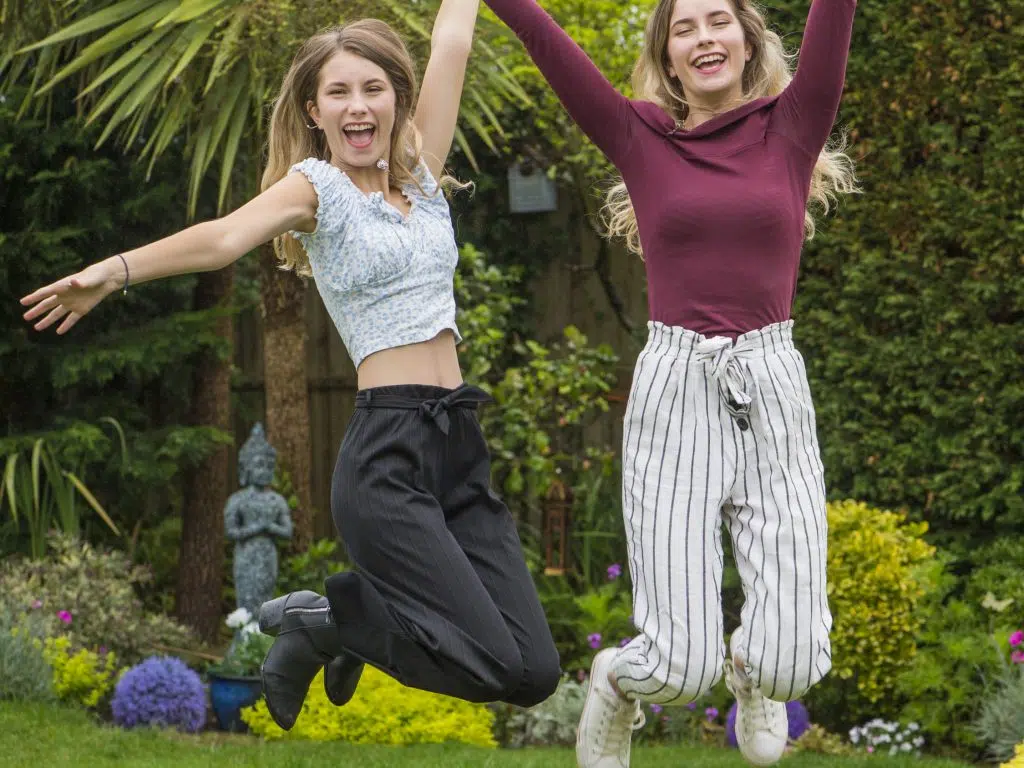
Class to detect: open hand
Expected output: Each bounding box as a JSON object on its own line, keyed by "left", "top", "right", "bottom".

{"left": 20, "top": 260, "right": 119, "bottom": 334}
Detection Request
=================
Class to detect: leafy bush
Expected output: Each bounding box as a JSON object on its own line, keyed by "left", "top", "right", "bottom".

{"left": 0, "top": 533, "right": 196, "bottom": 664}
{"left": 492, "top": 677, "right": 584, "bottom": 748}
{"left": 242, "top": 665, "right": 495, "bottom": 746}
{"left": 974, "top": 665, "right": 1024, "bottom": 763}
{"left": 895, "top": 586, "right": 1011, "bottom": 754}
{"left": 792, "top": 725, "right": 855, "bottom": 756}
{"left": 806, "top": 500, "right": 939, "bottom": 728}
{"left": 0, "top": 611, "right": 56, "bottom": 703}
{"left": 276, "top": 539, "right": 344, "bottom": 596}
{"left": 455, "top": 242, "right": 619, "bottom": 518}
{"left": 111, "top": 655, "right": 206, "bottom": 733}
{"left": 42, "top": 636, "right": 118, "bottom": 709}
{"left": 1001, "top": 744, "right": 1024, "bottom": 768}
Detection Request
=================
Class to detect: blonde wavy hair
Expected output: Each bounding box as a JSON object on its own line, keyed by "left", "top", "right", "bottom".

{"left": 262, "top": 20, "right": 459, "bottom": 275}
{"left": 603, "top": 0, "right": 859, "bottom": 256}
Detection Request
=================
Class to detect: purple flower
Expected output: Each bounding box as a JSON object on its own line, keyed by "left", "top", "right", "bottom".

{"left": 687, "top": 701, "right": 697, "bottom": 711}
{"left": 112, "top": 656, "right": 206, "bottom": 733}
{"left": 619, "top": 637, "right": 631, "bottom": 648}
{"left": 607, "top": 563, "right": 623, "bottom": 580}
{"left": 706, "top": 707, "right": 719, "bottom": 721}
{"left": 1009, "top": 630, "right": 1024, "bottom": 648}
{"left": 588, "top": 633, "right": 602, "bottom": 649}
{"left": 650, "top": 704, "right": 663, "bottom": 714}
{"left": 57, "top": 610, "right": 72, "bottom": 624}
{"left": 726, "top": 700, "right": 811, "bottom": 747}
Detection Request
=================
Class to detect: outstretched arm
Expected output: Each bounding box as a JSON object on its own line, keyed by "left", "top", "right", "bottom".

{"left": 774, "top": 0, "right": 858, "bottom": 155}
{"left": 415, "top": 0, "right": 481, "bottom": 180}
{"left": 482, "top": 0, "right": 635, "bottom": 164}
{"left": 21, "top": 173, "right": 319, "bottom": 334}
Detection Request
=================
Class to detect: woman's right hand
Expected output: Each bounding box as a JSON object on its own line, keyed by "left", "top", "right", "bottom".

{"left": 20, "top": 258, "right": 122, "bottom": 334}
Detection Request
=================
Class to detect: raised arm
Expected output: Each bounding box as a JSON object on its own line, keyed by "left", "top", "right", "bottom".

{"left": 20, "top": 173, "right": 318, "bottom": 335}
{"left": 773, "top": 0, "right": 858, "bottom": 156}
{"left": 414, "top": 0, "right": 481, "bottom": 180}
{"left": 482, "top": 0, "right": 635, "bottom": 164}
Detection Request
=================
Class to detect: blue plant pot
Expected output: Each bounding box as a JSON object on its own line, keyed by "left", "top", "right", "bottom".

{"left": 209, "top": 672, "right": 262, "bottom": 732}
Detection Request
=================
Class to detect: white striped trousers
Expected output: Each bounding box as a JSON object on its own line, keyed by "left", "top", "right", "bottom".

{"left": 611, "top": 321, "right": 832, "bottom": 704}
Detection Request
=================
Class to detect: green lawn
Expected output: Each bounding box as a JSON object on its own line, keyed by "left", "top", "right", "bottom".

{"left": 0, "top": 702, "right": 975, "bottom": 767}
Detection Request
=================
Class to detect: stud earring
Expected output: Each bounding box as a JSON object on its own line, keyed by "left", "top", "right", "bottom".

{"left": 376, "top": 158, "right": 389, "bottom": 172}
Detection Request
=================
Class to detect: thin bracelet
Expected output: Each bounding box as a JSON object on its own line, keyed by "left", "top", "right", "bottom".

{"left": 117, "top": 254, "right": 129, "bottom": 295}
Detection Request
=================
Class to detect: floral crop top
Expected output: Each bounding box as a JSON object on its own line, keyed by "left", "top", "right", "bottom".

{"left": 288, "top": 157, "right": 462, "bottom": 369}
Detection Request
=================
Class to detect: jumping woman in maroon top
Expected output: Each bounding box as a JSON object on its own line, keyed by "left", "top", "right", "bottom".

{"left": 481, "top": 0, "right": 858, "bottom": 765}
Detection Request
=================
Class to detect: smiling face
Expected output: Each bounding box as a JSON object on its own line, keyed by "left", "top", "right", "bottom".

{"left": 306, "top": 50, "right": 396, "bottom": 171}
{"left": 665, "top": 0, "right": 751, "bottom": 112}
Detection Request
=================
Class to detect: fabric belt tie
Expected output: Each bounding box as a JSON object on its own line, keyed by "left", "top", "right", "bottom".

{"left": 694, "top": 338, "right": 752, "bottom": 417}
{"left": 360, "top": 384, "right": 492, "bottom": 435}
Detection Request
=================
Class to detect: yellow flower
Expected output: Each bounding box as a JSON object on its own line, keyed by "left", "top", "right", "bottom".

{"left": 242, "top": 666, "right": 496, "bottom": 746}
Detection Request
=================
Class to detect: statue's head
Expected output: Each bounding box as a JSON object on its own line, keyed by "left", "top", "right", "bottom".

{"left": 238, "top": 423, "right": 276, "bottom": 487}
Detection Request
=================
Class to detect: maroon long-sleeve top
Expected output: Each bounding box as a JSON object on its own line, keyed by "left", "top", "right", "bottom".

{"left": 485, "top": 0, "right": 857, "bottom": 337}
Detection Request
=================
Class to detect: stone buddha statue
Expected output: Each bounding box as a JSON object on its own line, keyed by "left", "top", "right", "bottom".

{"left": 225, "top": 423, "right": 294, "bottom": 618}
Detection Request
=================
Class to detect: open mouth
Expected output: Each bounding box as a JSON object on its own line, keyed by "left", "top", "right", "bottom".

{"left": 342, "top": 123, "right": 376, "bottom": 149}
{"left": 692, "top": 53, "right": 727, "bottom": 75}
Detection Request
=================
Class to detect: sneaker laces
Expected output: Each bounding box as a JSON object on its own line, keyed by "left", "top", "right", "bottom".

{"left": 725, "top": 659, "right": 781, "bottom": 740}
{"left": 597, "top": 695, "right": 646, "bottom": 756}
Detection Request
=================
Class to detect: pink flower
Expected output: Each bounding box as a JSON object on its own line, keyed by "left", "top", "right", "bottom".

{"left": 1011, "top": 650, "right": 1024, "bottom": 664}
{"left": 867, "top": 746, "right": 875, "bottom": 754}
{"left": 1009, "top": 630, "right": 1024, "bottom": 648}
{"left": 57, "top": 610, "right": 72, "bottom": 624}
{"left": 30, "top": 600, "right": 42, "bottom": 610}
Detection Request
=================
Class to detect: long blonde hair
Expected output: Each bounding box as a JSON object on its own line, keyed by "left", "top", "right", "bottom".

{"left": 603, "top": 0, "right": 859, "bottom": 256}
{"left": 262, "top": 21, "right": 427, "bottom": 275}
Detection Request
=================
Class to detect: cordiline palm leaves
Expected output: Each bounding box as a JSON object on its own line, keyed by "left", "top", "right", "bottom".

{"left": 2, "top": 0, "right": 529, "bottom": 215}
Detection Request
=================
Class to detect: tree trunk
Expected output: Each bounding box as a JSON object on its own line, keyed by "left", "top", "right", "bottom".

{"left": 259, "top": 243, "right": 314, "bottom": 550}
{"left": 177, "top": 266, "right": 234, "bottom": 643}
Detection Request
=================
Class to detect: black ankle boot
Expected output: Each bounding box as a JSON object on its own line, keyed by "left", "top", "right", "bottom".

{"left": 324, "top": 654, "right": 363, "bottom": 706}
{"left": 258, "top": 590, "right": 363, "bottom": 730}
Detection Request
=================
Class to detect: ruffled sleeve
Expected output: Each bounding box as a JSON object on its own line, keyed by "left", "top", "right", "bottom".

{"left": 288, "top": 158, "right": 354, "bottom": 237}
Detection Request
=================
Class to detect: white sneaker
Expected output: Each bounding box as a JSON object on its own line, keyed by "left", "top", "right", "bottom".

{"left": 576, "top": 648, "right": 645, "bottom": 767}
{"left": 725, "top": 658, "right": 788, "bottom": 766}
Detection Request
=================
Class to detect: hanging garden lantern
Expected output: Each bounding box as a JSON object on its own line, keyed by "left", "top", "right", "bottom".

{"left": 543, "top": 479, "right": 572, "bottom": 576}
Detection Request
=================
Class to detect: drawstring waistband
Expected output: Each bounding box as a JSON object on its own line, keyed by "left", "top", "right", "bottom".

{"left": 645, "top": 321, "right": 796, "bottom": 419}
{"left": 355, "top": 383, "right": 492, "bottom": 435}
{"left": 696, "top": 337, "right": 752, "bottom": 416}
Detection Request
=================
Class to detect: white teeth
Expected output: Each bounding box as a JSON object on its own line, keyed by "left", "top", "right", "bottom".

{"left": 343, "top": 123, "right": 374, "bottom": 133}
{"left": 694, "top": 54, "right": 726, "bottom": 68}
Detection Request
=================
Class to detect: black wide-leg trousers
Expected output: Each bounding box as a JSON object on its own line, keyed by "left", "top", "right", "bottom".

{"left": 323, "top": 384, "right": 560, "bottom": 708}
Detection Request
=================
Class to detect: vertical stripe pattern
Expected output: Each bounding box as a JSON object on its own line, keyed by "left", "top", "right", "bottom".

{"left": 612, "top": 321, "right": 832, "bottom": 704}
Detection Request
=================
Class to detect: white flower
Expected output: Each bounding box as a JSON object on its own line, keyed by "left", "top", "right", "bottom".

{"left": 226, "top": 607, "right": 252, "bottom": 629}
{"left": 849, "top": 730, "right": 861, "bottom": 744}
{"left": 908, "top": 722, "right": 920, "bottom": 732}
{"left": 913, "top": 737, "right": 926, "bottom": 748}
{"left": 241, "top": 620, "right": 261, "bottom": 636}
{"left": 901, "top": 743, "right": 912, "bottom": 752}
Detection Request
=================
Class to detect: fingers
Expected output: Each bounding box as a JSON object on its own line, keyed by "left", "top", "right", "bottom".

{"left": 33, "top": 303, "right": 69, "bottom": 332}
{"left": 56, "top": 311, "right": 81, "bottom": 335}
{"left": 22, "top": 293, "right": 62, "bottom": 322}
{"left": 20, "top": 278, "right": 71, "bottom": 307}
